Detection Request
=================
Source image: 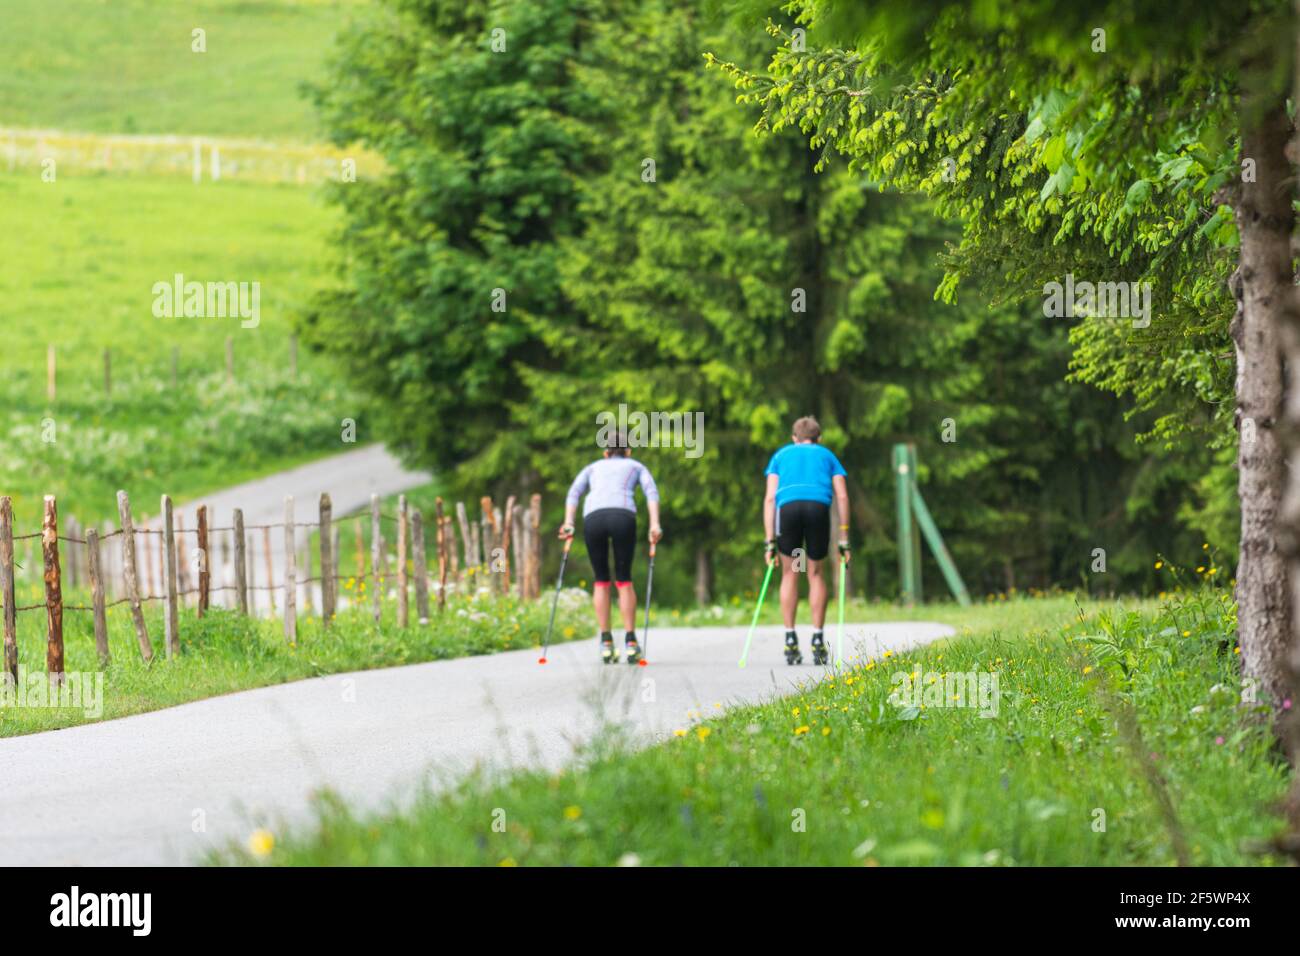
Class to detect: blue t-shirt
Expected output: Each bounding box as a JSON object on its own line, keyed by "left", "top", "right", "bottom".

{"left": 765, "top": 443, "right": 847, "bottom": 508}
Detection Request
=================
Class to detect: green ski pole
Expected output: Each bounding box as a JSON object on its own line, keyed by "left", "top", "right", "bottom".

{"left": 836, "top": 556, "right": 848, "bottom": 667}
{"left": 738, "top": 559, "right": 776, "bottom": 669}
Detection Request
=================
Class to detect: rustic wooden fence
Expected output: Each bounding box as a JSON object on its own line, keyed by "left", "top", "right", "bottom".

{"left": 41, "top": 337, "right": 301, "bottom": 403}
{"left": 3, "top": 127, "right": 385, "bottom": 186}
{"left": 0, "top": 490, "right": 544, "bottom": 686}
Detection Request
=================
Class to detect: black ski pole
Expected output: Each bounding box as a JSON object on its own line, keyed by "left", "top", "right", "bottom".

{"left": 638, "top": 539, "right": 656, "bottom": 666}
{"left": 538, "top": 534, "right": 573, "bottom": 665}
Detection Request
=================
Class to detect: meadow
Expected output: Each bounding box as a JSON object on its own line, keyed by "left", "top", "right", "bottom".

{"left": 0, "top": 170, "right": 355, "bottom": 529}
{"left": 0, "top": 0, "right": 369, "bottom": 140}
{"left": 213, "top": 589, "right": 1290, "bottom": 866}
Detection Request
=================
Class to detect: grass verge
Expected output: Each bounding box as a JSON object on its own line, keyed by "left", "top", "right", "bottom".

{"left": 214, "top": 590, "right": 1289, "bottom": 865}
{"left": 0, "top": 588, "right": 589, "bottom": 737}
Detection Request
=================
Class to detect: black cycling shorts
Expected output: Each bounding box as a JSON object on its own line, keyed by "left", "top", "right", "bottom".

{"left": 776, "top": 500, "right": 830, "bottom": 562}
{"left": 584, "top": 508, "right": 637, "bottom": 585}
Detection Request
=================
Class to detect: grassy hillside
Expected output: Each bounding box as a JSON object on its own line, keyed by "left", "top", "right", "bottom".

{"left": 0, "top": 0, "right": 369, "bottom": 140}
{"left": 0, "top": 170, "right": 355, "bottom": 528}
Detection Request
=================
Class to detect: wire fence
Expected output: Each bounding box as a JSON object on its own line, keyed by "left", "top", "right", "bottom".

{"left": 0, "top": 489, "right": 545, "bottom": 684}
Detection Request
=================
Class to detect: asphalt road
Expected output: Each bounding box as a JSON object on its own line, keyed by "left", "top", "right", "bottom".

{"left": 0, "top": 619, "right": 952, "bottom": 865}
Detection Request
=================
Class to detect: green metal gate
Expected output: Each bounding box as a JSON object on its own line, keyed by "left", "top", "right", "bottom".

{"left": 893, "top": 443, "right": 971, "bottom": 607}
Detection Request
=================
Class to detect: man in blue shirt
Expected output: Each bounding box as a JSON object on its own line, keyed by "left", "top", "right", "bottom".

{"left": 763, "top": 416, "right": 851, "bottom": 665}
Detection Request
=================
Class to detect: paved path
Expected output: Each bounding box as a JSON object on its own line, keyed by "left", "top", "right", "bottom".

{"left": 0, "top": 620, "right": 952, "bottom": 865}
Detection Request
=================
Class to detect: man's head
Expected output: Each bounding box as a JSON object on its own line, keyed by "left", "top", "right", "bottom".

{"left": 601, "top": 430, "right": 631, "bottom": 458}
{"left": 791, "top": 416, "right": 821, "bottom": 444}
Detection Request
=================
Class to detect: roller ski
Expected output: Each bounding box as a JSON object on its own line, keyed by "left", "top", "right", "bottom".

{"left": 811, "top": 631, "right": 829, "bottom": 666}
{"left": 624, "top": 633, "right": 642, "bottom": 666}
{"left": 600, "top": 633, "right": 619, "bottom": 664}
{"left": 784, "top": 631, "right": 803, "bottom": 666}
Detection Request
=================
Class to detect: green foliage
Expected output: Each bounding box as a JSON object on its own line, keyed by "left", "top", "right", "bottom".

{"left": 312, "top": 0, "right": 1208, "bottom": 601}
{"left": 704, "top": 0, "right": 1265, "bottom": 564}
{"left": 302, "top": 0, "right": 609, "bottom": 484}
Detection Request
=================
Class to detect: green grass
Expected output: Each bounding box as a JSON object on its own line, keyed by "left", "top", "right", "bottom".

{"left": 0, "top": 588, "right": 590, "bottom": 737}
{"left": 0, "top": 170, "right": 358, "bottom": 529}
{"left": 215, "top": 590, "right": 1290, "bottom": 865}
{"left": 0, "top": 0, "right": 368, "bottom": 140}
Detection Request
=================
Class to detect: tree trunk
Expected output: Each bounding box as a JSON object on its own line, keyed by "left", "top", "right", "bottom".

{"left": 1231, "top": 100, "right": 1294, "bottom": 724}
{"left": 693, "top": 546, "right": 713, "bottom": 605}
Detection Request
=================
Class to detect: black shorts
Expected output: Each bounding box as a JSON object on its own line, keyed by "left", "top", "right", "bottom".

{"left": 776, "top": 500, "right": 830, "bottom": 561}
{"left": 584, "top": 508, "right": 637, "bottom": 585}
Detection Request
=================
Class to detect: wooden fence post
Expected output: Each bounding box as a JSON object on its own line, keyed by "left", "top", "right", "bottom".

{"left": 529, "top": 494, "right": 542, "bottom": 600}
{"left": 86, "top": 527, "right": 109, "bottom": 666}
{"left": 43, "top": 496, "right": 64, "bottom": 685}
{"left": 174, "top": 512, "right": 188, "bottom": 607}
{"left": 412, "top": 509, "right": 429, "bottom": 624}
{"left": 445, "top": 516, "right": 458, "bottom": 588}
{"left": 396, "top": 495, "right": 409, "bottom": 628}
{"left": 245, "top": 527, "right": 257, "bottom": 615}
{"left": 435, "top": 498, "right": 448, "bottom": 611}
{"left": 299, "top": 532, "right": 312, "bottom": 616}
{"left": 456, "top": 501, "right": 474, "bottom": 573}
{"left": 284, "top": 496, "right": 296, "bottom": 642}
{"left": 319, "top": 494, "right": 334, "bottom": 624}
{"left": 511, "top": 503, "right": 524, "bottom": 599}
{"left": 233, "top": 508, "right": 247, "bottom": 614}
{"left": 162, "top": 495, "right": 179, "bottom": 655}
{"left": 370, "top": 494, "right": 382, "bottom": 622}
{"left": 262, "top": 526, "right": 276, "bottom": 612}
{"left": 500, "top": 498, "right": 516, "bottom": 594}
{"left": 196, "top": 504, "right": 210, "bottom": 617}
{"left": 1, "top": 497, "right": 16, "bottom": 686}
{"left": 480, "top": 497, "right": 496, "bottom": 590}
{"left": 353, "top": 517, "right": 364, "bottom": 582}
{"left": 116, "top": 491, "right": 154, "bottom": 662}
{"left": 137, "top": 514, "right": 152, "bottom": 598}
{"left": 331, "top": 524, "right": 340, "bottom": 596}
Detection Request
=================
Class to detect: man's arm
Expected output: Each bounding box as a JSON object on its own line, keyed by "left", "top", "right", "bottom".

{"left": 832, "top": 473, "right": 851, "bottom": 563}
{"left": 763, "top": 473, "right": 779, "bottom": 541}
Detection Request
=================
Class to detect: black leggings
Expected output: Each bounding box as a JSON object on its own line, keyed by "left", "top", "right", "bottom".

{"left": 584, "top": 508, "right": 637, "bottom": 584}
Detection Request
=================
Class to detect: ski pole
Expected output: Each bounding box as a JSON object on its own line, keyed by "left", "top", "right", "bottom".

{"left": 836, "top": 555, "right": 848, "bottom": 667}
{"left": 538, "top": 535, "right": 574, "bottom": 665}
{"left": 738, "top": 559, "right": 776, "bottom": 669}
{"left": 639, "top": 539, "right": 656, "bottom": 666}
